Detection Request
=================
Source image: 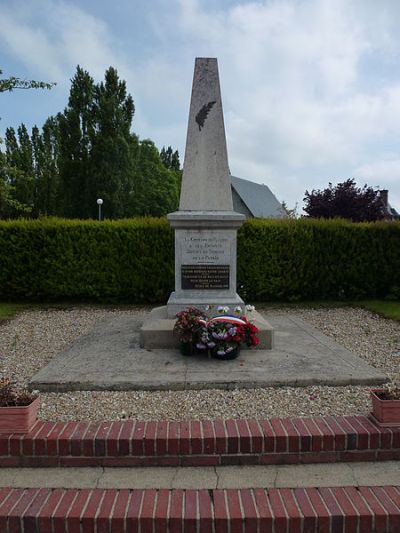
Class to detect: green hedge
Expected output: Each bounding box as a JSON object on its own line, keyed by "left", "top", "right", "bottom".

{"left": 0, "top": 218, "right": 399, "bottom": 302}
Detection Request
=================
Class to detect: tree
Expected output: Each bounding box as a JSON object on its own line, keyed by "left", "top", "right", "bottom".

{"left": 160, "top": 146, "right": 180, "bottom": 171}
{"left": 0, "top": 69, "right": 55, "bottom": 93}
{"left": 303, "top": 179, "right": 386, "bottom": 222}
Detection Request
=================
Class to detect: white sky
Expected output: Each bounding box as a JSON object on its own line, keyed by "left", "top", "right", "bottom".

{"left": 1, "top": 0, "right": 400, "bottom": 212}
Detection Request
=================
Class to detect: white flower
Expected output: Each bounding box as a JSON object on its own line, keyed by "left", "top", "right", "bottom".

{"left": 234, "top": 306, "right": 242, "bottom": 315}
{"left": 245, "top": 304, "right": 255, "bottom": 313}
{"left": 223, "top": 306, "right": 230, "bottom": 314}
{"left": 217, "top": 305, "right": 224, "bottom": 313}
{"left": 205, "top": 305, "right": 210, "bottom": 311}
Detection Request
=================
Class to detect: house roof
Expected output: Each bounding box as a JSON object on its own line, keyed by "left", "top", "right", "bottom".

{"left": 231, "top": 175, "right": 286, "bottom": 218}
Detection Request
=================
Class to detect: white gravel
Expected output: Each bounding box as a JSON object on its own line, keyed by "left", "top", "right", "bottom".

{"left": 0, "top": 305, "right": 399, "bottom": 421}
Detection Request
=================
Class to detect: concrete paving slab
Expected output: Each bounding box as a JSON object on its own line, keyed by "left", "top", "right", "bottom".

{"left": 1, "top": 462, "right": 399, "bottom": 489}
{"left": 29, "top": 312, "right": 387, "bottom": 391}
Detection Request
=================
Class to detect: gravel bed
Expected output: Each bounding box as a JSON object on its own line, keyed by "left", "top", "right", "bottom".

{"left": 0, "top": 305, "right": 399, "bottom": 421}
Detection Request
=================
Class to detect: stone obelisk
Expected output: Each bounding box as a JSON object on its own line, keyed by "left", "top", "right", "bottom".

{"left": 166, "top": 57, "right": 245, "bottom": 317}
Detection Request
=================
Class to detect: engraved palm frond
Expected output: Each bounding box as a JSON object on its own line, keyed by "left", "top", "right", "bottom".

{"left": 195, "top": 100, "right": 216, "bottom": 131}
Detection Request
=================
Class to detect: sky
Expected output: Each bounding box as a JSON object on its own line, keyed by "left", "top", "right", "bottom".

{"left": 1, "top": 0, "right": 400, "bottom": 212}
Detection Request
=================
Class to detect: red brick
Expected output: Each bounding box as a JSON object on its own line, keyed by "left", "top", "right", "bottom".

{"left": 181, "top": 455, "right": 218, "bottom": 467}
{"left": 155, "top": 421, "right": 168, "bottom": 455}
{"left": 236, "top": 419, "right": 251, "bottom": 453}
{"left": 109, "top": 489, "right": 130, "bottom": 533}
{"left": 281, "top": 419, "right": 301, "bottom": 453}
{"left": 382, "top": 486, "right": 400, "bottom": 508}
{"left": 106, "top": 422, "right": 124, "bottom": 456}
{"left": 213, "top": 490, "right": 229, "bottom": 533}
{"left": 225, "top": 419, "right": 240, "bottom": 454}
{"left": 57, "top": 422, "right": 80, "bottom": 456}
{"left": 253, "top": 488, "right": 273, "bottom": 533}
{"left": 355, "top": 416, "right": 381, "bottom": 448}
{"left": 336, "top": 417, "right": 358, "bottom": 449}
{"left": 138, "top": 489, "right": 156, "bottom": 533}
{"left": 259, "top": 420, "right": 275, "bottom": 453}
{"left": 294, "top": 488, "right": 318, "bottom": 533}
{"left": 116, "top": 421, "right": 134, "bottom": 456}
{"left": 313, "top": 417, "right": 335, "bottom": 451}
{"left": 247, "top": 419, "right": 264, "bottom": 453}
{"left": 291, "top": 418, "right": 312, "bottom": 452}
{"left": 132, "top": 421, "right": 146, "bottom": 455}
{"left": 339, "top": 450, "right": 376, "bottom": 462}
{"left": 0, "top": 456, "right": 20, "bottom": 467}
{"left": 0, "top": 489, "right": 24, "bottom": 532}
{"left": 94, "top": 423, "right": 112, "bottom": 456}
{"left": 269, "top": 419, "right": 287, "bottom": 453}
{"left": 324, "top": 415, "right": 347, "bottom": 451}
{"left": 21, "top": 488, "right": 51, "bottom": 533}
{"left": 8, "top": 488, "right": 39, "bottom": 533}
{"left": 70, "top": 422, "right": 90, "bottom": 456}
{"left": 21, "top": 421, "right": 46, "bottom": 455}
{"left": 305, "top": 487, "right": 330, "bottom": 533}
{"left": 267, "top": 488, "right": 288, "bottom": 533}
{"left": 64, "top": 489, "right": 91, "bottom": 533}
{"left": 154, "top": 489, "right": 169, "bottom": 533}
{"left": 343, "top": 487, "right": 375, "bottom": 533}
{"left": 184, "top": 489, "right": 198, "bottom": 533}
{"left": 166, "top": 422, "right": 180, "bottom": 455}
{"left": 319, "top": 487, "right": 345, "bottom": 532}
{"left": 9, "top": 434, "right": 24, "bottom": 456}
{"left": 227, "top": 489, "right": 244, "bottom": 533}
{"left": 239, "top": 489, "right": 258, "bottom": 533}
{"left": 143, "top": 422, "right": 157, "bottom": 456}
{"left": 52, "top": 489, "right": 79, "bottom": 533}
{"left": 46, "top": 422, "right": 67, "bottom": 456}
{"left": 125, "top": 490, "right": 143, "bottom": 531}
{"left": 371, "top": 487, "right": 400, "bottom": 531}
{"left": 82, "top": 423, "right": 100, "bottom": 457}
{"left": 201, "top": 420, "right": 216, "bottom": 454}
{"left": 95, "top": 490, "right": 118, "bottom": 533}
{"left": 346, "top": 416, "right": 370, "bottom": 449}
{"left": 179, "top": 421, "right": 191, "bottom": 454}
{"left": 0, "top": 435, "right": 9, "bottom": 455}
{"left": 328, "top": 487, "right": 358, "bottom": 533}
{"left": 36, "top": 489, "right": 65, "bottom": 533}
{"left": 169, "top": 489, "right": 184, "bottom": 533}
{"left": 190, "top": 420, "right": 203, "bottom": 455}
{"left": 198, "top": 489, "right": 213, "bottom": 533}
{"left": 358, "top": 487, "right": 389, "bottom": 533}
{"left": 82, "top": 489, "right": 106, "bottom": 533}
{"left": 278, "top": 488, "right": 302, "bottom": 533}
{"left": 213, "top": 420, "right": 227, "bottom": 454}
{"left": 302, "top": 418, "right": 324, "bottom": 452}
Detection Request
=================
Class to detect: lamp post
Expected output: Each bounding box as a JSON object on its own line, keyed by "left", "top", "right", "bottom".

{"left": 97, "top": 198, "right": 103, "bottom": 221}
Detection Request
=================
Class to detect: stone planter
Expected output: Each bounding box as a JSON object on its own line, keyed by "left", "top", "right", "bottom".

{"left": 0, "top": 396, "right": 40, "bottom": 434}
{"left": 370, "top": 389, "right": 400, "bottom": 427}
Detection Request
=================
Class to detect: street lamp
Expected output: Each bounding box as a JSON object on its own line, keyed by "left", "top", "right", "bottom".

{"left": 97, "top": 198, "right": 103, "bottom": 221}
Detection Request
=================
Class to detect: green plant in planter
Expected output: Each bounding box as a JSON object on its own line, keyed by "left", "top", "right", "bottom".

{"left": 0, "top": 378, "right": 38, "bottom": 407}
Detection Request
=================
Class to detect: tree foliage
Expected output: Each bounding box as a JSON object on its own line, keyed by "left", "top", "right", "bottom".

{"left": 303, "top": 178, "right": 386, "bottom": 222}
{"left": 0, "top": 66, "right": 181, "bottom": 219}
{"left": 0, "top": 69, "right": 55, "bottom": 93}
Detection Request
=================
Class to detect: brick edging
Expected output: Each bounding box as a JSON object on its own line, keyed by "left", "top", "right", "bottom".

{"left": 0, "top": 415, "right": 399, "bottom": 468}
{"left": 1, "top": 486, "right": 400, "bottom": 532}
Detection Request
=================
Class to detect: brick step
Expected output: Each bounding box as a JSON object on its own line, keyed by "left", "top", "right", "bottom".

{"left": 0, "top": 415, "right": 399, "bottom": 468}
{"left": 1, "top": 486, "right": 400, "bottom": 532}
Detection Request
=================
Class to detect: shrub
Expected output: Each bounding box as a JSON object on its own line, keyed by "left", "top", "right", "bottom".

{"left": 0, "top": 217, "right": 399, "bottom": 302}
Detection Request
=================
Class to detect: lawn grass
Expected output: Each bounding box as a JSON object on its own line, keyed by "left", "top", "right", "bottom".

{"left": 0, "top": 303, "right": 29, "bottom": 320}
{"left": 359, "top": 300, "right": 400, "bottom": 321}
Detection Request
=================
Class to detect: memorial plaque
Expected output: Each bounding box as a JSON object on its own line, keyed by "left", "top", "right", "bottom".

{"left": 181, "top": 265, "right": 230, "bottom": 290}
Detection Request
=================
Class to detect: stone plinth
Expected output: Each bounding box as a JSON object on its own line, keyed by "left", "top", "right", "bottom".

{"left": 141, "top": 306, "right": 274, "bottom": 350}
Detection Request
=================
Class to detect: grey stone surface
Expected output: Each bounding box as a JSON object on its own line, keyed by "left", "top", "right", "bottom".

{"left": 140, "top": 306, "right": 274, "bottom": 350}
{"left": 166, "top": 57, "right": 246, "bottom": 317}
{"left": 179, "top": 58, "right": 232, "bottom": 211}
{"left": 29, "top": 312, "right": 387, "bottom": 392}
{"left": 2, "top": 462, "right": 400, "bottom": 489}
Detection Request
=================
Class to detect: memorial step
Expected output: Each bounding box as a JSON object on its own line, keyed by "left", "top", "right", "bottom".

{"left": 0, "top": 415, "right": 399, "bottom": 468}
{"left": 1, "top": 486, "right": 400, "bottom": 532}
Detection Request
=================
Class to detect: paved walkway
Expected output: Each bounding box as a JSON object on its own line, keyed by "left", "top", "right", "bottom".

{"left": 1, "top": 462, "right": 400, "bottom": 489}
{"left": 29, "top": 312, "right": 387, "bottom": 391}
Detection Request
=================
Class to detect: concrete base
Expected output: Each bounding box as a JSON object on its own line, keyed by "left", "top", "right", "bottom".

{"left": 140, "top": 306, "right": 274, "bottom": 350}
{"left": 166, "top": 292, "right": 245, "bottom": 318}
{"left": 29, "top": 312, "right": 388, "bottom": 392}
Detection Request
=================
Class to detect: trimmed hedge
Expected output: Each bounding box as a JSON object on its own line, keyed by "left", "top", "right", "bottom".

{"left": 0, "top": 218, "right": 399, "bottom": 302}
